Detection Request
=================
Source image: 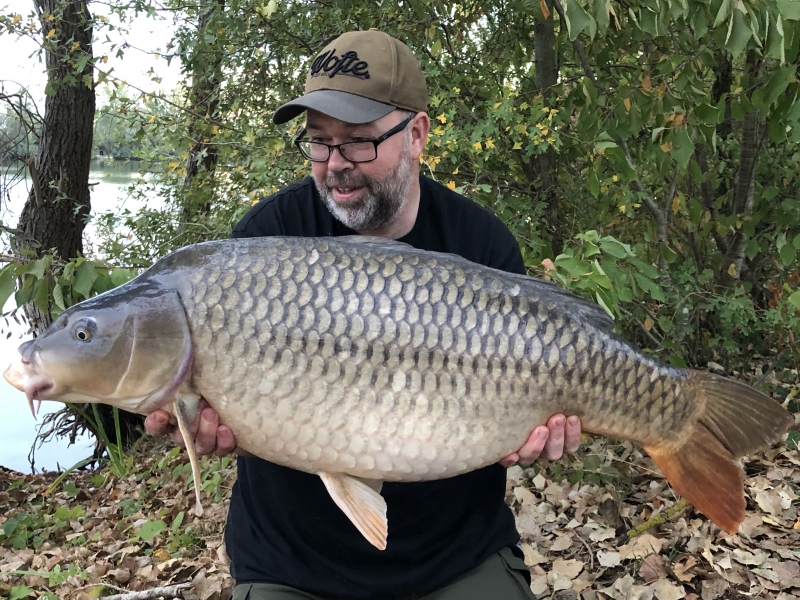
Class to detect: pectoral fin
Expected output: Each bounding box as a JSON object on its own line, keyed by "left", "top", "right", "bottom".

{"left": 174, "top": 394, "right": 204, "bottom": 517}
{"left": 319, "top": 472, "right": 388, "bottom": 550}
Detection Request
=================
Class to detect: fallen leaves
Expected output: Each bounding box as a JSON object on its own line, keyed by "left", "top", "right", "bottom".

{"left": 509, "top": 438, "right": 800, "bottom": 599}
{"left": 1, "top": 435, "right": 799, "bottom": 599}
{"left": 0, "top": 442, "right": 234, "bottom": 600}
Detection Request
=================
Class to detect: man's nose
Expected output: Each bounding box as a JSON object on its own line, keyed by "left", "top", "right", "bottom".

{"left": 327, "top": 146, "right": 355, "bottom": 170}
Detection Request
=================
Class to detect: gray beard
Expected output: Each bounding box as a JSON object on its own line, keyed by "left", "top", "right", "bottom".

{"left": 314, "top": 134, "right": 413, "bottom": 233}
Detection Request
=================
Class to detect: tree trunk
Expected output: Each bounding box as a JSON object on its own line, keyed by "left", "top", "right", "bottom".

{"left": 523, "top": 7, "right": 562, "bottom": 256}
{"left": 718, "top": 51, "right": 763, "bottom": 287}
{"left": 16, "top": 0, "right": 96, "bottom": 331}
{"left": 181, "top": 0, "right": 226, "bottom": 226}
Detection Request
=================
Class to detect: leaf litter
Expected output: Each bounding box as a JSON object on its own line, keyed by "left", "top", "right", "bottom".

{"left": 1, "top": 427, "right": 799, "bottom": 599}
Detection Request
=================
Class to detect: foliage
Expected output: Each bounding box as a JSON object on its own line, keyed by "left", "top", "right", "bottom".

{"left": 0, "top": 0, "right": 798, "bottom": 455}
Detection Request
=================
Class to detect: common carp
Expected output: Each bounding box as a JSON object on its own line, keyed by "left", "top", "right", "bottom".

{"left": 4, "top": 236, "right": 792, "bottom": 549}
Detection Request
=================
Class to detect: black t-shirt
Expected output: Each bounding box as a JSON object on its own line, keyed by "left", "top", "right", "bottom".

{"left": 226, "top": 175, "right": 526, "bottom": 598}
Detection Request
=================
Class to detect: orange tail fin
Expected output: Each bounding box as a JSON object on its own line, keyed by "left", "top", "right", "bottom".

{"left": 644, "top": 371, "right": 792, "bottom": 533}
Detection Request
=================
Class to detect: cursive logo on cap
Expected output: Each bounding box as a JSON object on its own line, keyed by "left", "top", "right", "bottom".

{"left": 310, "top": 49, "right": 370, "bottom": 80}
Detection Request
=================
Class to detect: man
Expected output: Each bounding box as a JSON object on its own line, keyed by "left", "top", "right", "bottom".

{"left": 146, "top": 30, "right": 581, "bottom": 599}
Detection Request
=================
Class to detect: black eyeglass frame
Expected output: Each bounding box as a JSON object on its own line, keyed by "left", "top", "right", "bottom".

{"left": 294, "top": 114, "right": 416, "bottom": 163}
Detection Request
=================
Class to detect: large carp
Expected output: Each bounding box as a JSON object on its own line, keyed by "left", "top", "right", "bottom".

{"left": 4, "top": 237, "right": 792, "bottom": 549}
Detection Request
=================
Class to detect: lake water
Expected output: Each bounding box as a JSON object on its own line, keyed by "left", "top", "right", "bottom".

{"left": 0, "top": 160, "right": 156, "bottom": 473}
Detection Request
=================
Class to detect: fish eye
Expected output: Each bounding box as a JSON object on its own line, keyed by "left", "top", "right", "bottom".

{"left": 73, "top": 318, "right": 97, "bottom": 343}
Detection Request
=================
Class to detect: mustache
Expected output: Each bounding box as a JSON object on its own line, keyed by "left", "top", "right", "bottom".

{"left": 325, "top": 172, "right": 370, "bottom": 189}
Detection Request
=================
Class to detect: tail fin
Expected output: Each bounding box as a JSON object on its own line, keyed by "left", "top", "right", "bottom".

{"left": 644, "top": 371, "right": 792, "bottom": 533}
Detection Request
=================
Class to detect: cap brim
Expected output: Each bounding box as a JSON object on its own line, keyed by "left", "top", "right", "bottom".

{"left": 273, "top": 90, "right": 396, "bottom": 125}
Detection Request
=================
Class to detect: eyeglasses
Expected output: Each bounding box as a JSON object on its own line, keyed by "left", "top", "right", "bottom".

{"left": 294, "top": 114, "right": 415, "bottom": 163}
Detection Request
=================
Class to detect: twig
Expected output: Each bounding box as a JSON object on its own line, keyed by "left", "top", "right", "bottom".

{"left": 573, "top": 530, "right": 595, "bottom": 571}
{"left": 100, "top": 582, "right": 191, "bottom": 600}
{"left": 627, "top": 499, "right": 690, "bottom": 538}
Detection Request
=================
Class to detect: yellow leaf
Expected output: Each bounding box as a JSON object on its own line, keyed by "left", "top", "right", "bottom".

{"left": 512, "top": 141, "right": 522, "bottom": 150}
{"left": 13, "top": 14, "right": 21, "bottom": 24}
{"left": 45, "top": 13, "right": 55, "bottom": 21}
{"left": 472, "top": 141, "right": 482, "bottom": 152}
{"left": 46, "top": 28, "right": 56, "bottom": 39}
{"left": 102, "top": 55, "right": 109, "bottom": 63}
{"left": 169, "top": 161, "right": 180, "bottom": 169}
{"left": 447, "top": 180, "right": 456, "bottom": 190}
{"left": 452, "top": 166, "right": 459, "bottom": 175}
{"left": 660, "top": 142, "right": 673, "bottom": 152}
{"left": 153, "top": 548, "right": 171, "bottom": 562}
{"left": 623, "top": 98, "right": 631, "bottom": 112}
{"left": 658, "top": 82, "right": 666, "bottom": 98}
{"left": 727, "top": 263, "right": 737, "bottom": 277}
{"left": 493, "top": 101, "right": 502, "bottom": 109}
{"left": 485, "top": 138, "right": 495, "bottom": 149}
{"left": 644, "top": 317, "right": 654, "bottom": 330}
{"left": 436, "top": 113, "right": 447, "bottom": 124}
{"left": 148, "top": 115, "right": 157, "bottom": 123}
{"left": 642, "top": 74, "right": 651, "bottom": 92}
{"left": 671, "top": 196, "right": 681, "bottom": 213}
{"left": 453, "top": 87, "right": 460, "bottom": 94}
{"left": 619, "top": 204, "right": 626, "bottom": 213}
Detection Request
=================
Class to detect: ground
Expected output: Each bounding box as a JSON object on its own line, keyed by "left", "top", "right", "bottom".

{"left": 1, "top": 430, "right": 799, "bottom": 600}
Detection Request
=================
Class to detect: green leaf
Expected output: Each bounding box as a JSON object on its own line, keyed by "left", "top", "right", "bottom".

{"left": 33, "top": 278, "right": 50, "bottom": 313}
{"left": 588, "top": 169, "right": 600, "bottom": 197}
{"left": 172, "top": 511, "right": 185, "bottom": 532}
{"left": 137, "top": 520, "right": 167, "bottom": 542}
{"left": 766, "top": 13, "right": 786, "bottom": 62}
{"left": 0, "top": 264, "right": 15, "bottom": 311}
{"left": 725, "top": 8, "right": 752, "bottom": 57}
{"left": 74, "top": 261, "right": 98, "bottom": 299}
{"left": 788, "top": 290, "right": 800, "bottom": 309}
{"left": 671, "top": 127, "right": 696, "bottom": 170}
{"left": 746, "top": 238, "right": 761, "bottom": 260}
{"left": 779, "top": 243, "right": 796, "bottom": 266}
{"left": 713, "top": 0, "right": 733, "bottom": 28}
{"left": 599, "top": 237, "right": 633, "bottom": 258}
{"left": 110, "top": 268, "right": 134, "bottom": 287}
{"left": 564, "top": 0, "right": 594, "bottom": 40}
{"left": 9, "top": 586, "right": 34, "bottom": 600}
{"left": 778, "top": 0, "right": 800, "bottom": 20}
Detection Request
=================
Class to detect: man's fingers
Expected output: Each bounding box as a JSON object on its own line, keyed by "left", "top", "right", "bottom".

{"left": 215, "top": 425, "right": 237, "bottom": 457}
{"left": 543, "top": 414, "right": 566, "bottom": 461}
{"left": 194, "top": 407, "right": 220, "bottom": 456}
{"left": 144, "top": 409, "right": 173, "bottom": 436}
{"left": 499, "top": 453, "right": 519, "bottom": 468}
{"left": 564, "top": 416, "right": 582, "bottom": 454}
{"left": 516, "top": 426, "right": 550, "bottom": 466}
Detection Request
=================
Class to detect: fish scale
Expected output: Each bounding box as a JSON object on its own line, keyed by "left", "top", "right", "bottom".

{"left": 158, "top": 237, "right": 689, "bottom": 481}
{"left": 5, "top": 236, "right": 792, "bottom": 549}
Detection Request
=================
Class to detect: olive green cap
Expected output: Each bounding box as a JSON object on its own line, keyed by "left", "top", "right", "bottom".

{"left": 273, "top": 30, "right": 428, "bottom": 125}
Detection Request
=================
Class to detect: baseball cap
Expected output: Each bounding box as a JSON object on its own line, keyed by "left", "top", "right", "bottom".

{"left": 273, "top": 29, "right": 428, "bottom": 125}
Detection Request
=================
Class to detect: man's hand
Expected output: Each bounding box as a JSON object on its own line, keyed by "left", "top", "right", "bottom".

{"left": 144, "top": 399, "right": 237, "bottom": 457}
{"left": 499, "top": 415, "right": 581, "bottom": 468}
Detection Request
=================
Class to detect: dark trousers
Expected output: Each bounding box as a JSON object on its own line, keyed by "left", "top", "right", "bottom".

{"left": 232, "top": 547, "right": 536, "bottom": 600}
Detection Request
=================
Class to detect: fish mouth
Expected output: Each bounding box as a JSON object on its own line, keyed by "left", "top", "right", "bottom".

{"left": 4, "top": 358, "right": 53, "bottom": 418}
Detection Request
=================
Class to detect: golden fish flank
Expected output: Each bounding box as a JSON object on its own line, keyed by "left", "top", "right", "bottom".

{"left": 3, "top": 235, "right": 792, "bottom": 551}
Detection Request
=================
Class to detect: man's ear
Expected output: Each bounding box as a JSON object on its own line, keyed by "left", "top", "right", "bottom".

{"left": 410, "top": 112, "right": 431, "bottom": 159}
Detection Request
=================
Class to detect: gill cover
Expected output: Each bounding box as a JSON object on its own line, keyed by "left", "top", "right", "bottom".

{"left": 17, "top": 287, "right": 193, "bottom": 413}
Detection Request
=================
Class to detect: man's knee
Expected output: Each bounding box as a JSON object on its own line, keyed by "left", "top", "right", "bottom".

{"left": 424, "top": 547, "right": 536, "bottom": 600}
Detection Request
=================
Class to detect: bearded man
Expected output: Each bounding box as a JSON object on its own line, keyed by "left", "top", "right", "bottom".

{"left": 146, "top": 29, "right": 582, "bottom": 600}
